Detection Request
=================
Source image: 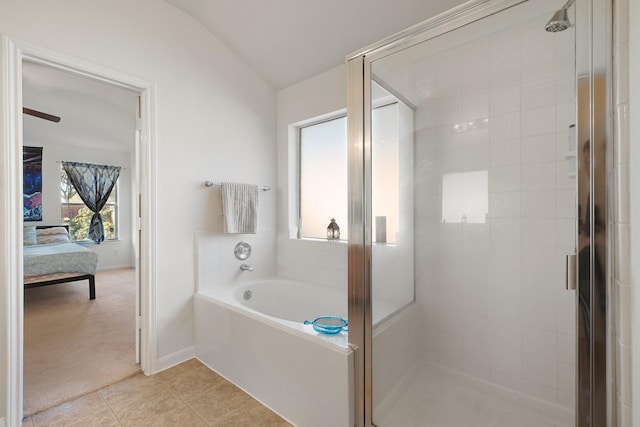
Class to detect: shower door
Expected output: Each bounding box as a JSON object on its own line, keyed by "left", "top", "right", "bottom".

{"left": 347, "top": 0, "right": 609, "bottom": 426}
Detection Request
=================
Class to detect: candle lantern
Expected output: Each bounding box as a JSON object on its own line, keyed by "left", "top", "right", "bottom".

{"left": 327, "top": 218, "right": 340, "bottom": 241}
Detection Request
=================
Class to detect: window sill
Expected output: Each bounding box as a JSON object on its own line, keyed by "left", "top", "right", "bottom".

{"left": 293, "top": 237, "right": 347, "bottom": 244}
{"left": 290, "top": 237, "right": 396, "bottom": 247}
{"left": 373, "top": 242, "right": 397, "bottom": 247}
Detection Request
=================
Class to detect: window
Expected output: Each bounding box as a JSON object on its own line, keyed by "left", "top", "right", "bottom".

{"left": 441, "top": 170, "right": 488, "bottom": 224}
{"left": 297, "top": 102, "right": 402, "bottom": 242}
{"left": 299, "top": 115, "right": 348, "bottom": 239}
{"left": 60, "top": 168, "right": 118, "bottom": 241}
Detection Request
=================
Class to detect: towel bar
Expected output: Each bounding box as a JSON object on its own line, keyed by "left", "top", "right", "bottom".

{"left": 204, "top": 181, "right": 271, "bottom": 191}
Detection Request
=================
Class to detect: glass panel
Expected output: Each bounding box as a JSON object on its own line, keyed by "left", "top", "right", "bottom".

{"left": 369, "top": 2, "right": 577, "bottom": 426}
{"left": 372, "top": 102, "right": 400, "bottom": 245}
{"left": 371, "top": 86, "right": 415, "bottom": 326}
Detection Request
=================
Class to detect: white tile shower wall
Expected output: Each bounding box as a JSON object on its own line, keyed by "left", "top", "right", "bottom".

{"left": 414, "top": 10, "right": 576, "bottom": 411}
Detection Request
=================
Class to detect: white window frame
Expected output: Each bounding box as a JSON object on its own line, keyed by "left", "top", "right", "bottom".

{"left": 294, "top": 101, "right": 406, "bottom": 243}
{"left": 297, "top": 113, "right": 348, "bottom": 241}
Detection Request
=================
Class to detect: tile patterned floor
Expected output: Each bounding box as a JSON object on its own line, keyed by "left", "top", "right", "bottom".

{"left": 23, "top": 359, "right": 291, "bottom": 427}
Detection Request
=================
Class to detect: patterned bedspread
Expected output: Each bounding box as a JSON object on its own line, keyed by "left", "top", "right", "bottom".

{"left": 24, "top": 242, "right": 99, "bottom": 277}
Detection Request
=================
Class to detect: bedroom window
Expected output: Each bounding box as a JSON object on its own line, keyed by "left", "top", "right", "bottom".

{"left": 60, "top": 169, "right": 118, "bottom": 241}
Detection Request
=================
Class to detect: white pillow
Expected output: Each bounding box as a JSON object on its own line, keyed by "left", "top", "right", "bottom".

{"left": 36, "top": 227, "right": 71, "bottom": 245}
{"left": 23, "top": 226, "right": 37, "bottom": 246}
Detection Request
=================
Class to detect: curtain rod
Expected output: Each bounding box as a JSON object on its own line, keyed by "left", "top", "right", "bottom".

{"left": 204, "top": 181, "right": 271, "bottom": 191}
{"left": 56, "top": 161, "right": 127, "bottom": 170}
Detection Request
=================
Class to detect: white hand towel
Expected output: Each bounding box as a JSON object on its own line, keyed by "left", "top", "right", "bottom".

{"left": 221, "top": 182, "right": 258, "bottom": 234}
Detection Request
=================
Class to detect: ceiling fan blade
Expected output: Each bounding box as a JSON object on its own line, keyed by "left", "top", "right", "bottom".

{"left": 23, "top": 107, "right": 61, "bottom": 123}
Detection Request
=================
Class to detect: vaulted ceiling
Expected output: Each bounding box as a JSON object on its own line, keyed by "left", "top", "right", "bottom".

{"left": 21, "top": 1, "right": 469, "bottom": 150}
{"left": 22, "top": 61, "right": 138, "bottom": 152}
{"left": 163, "top": 0, "right": 467, "bottom": 89}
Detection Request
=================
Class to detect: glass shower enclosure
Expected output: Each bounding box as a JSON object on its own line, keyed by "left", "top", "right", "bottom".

{"left": 347, "top": 0, "right": 609, "bottom": 426}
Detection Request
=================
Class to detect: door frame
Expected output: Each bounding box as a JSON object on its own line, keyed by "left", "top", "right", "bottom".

{"left": 345, "top": 0, "right": 612, "bottom": 426}
{"left": 1, "top": 35, "right": 158, "bottom": 426}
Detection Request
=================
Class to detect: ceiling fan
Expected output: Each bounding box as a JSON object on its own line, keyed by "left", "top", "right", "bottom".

{"left": 23, "top": 107, "right": 61, "bottom": 123}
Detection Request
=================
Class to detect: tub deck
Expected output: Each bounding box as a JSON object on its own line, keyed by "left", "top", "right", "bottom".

{"left": 194, "top": 282, "right": 353, "bottom": 427}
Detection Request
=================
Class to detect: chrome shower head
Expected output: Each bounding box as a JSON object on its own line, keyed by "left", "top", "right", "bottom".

{"left": 545, "top": 8, "right": 570, "bottom": 32}
{"left": 545, "top": 0, "right": 575, "bottom": 32}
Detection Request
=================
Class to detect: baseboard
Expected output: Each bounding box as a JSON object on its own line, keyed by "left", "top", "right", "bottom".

{"left": 156, "top": 346, "right": 196, "bottom": 373}
{"left": 95, "top": 264, "right": 135, "bottom": 272}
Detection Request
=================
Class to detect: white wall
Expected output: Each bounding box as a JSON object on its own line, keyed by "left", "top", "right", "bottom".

{"left": 195, "top": 225, "right": 277, "bottom": 294}
{"left": 25, "top": 141, "right": 135, "bottom": 270}
{"left": 627, "top": 0, "right": 639, "bottom": 424}
{"left": 0, "top": 0, "right": 277, "bottom": 418}
{"left": 276, "top": 65, "right": 348, "bottom": 289}
{"left": 613, "top": 0, "right": 632, "bottom": 425}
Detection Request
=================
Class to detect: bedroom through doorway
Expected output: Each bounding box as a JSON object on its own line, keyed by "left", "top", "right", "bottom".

{"left": 21, "top": 59, "right": 141, "bottom": 417}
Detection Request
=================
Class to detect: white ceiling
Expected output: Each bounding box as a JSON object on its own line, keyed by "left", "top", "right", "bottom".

{"left": 22, "top": 61, "right": 138, "bottom": 152}
{"left": 21, "top": 0, "right": 470, "bottom": 150}
{"left": 163, "top": 0, "right": 467, "bottom": 89}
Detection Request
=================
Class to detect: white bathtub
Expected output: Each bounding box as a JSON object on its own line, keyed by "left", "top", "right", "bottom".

{"left": 194, "top": 279, "right": 354, "bottom": 427}
{"left": 234, "top": 279, "right": 347, "bottom": 320}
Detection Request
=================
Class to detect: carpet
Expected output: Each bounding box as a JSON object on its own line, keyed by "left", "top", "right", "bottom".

{"left": 23, "top": 268, "right": 140, "bottom": 416}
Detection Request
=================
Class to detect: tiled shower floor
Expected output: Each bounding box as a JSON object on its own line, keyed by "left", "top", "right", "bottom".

{"left": 375, "top": 364, "right": 573, "bottom": 427}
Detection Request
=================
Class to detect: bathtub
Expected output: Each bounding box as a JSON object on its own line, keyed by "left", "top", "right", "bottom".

{"left": 194, "top": 279, "right": 354, "bottom": 427}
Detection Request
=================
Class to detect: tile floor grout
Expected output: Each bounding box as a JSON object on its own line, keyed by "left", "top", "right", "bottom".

{"left": 97, "top": 389, "right": 124, "bottom": 427}
{"left": 155, "top": 373, "right": 211, "bottom": 426}
{"left": 25, "top": 358, "right": 291, "bottom": 426}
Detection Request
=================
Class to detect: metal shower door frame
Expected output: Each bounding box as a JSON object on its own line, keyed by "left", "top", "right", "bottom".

{"left": 345, "top": 0, "right": 612, "bottom": 426}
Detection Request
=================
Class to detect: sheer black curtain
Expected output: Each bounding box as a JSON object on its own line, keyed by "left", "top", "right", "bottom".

{"left": 61, "top": 161, "right": 121, "bottom": 244}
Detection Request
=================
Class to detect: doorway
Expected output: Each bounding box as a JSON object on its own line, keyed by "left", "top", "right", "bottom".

{"left": 21, "top": 60, "right": 139, "bottom": 416}
{"left": 1, "top": 37, "right": 157, "bottom": 425}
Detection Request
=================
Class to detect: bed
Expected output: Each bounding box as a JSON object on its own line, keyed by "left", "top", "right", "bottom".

{"left": 23, "top": 225, "right": 99, "bottom": 300}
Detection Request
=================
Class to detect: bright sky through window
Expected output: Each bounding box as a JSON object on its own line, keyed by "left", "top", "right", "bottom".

{"left": 299, "top": 116, "right": 348, "bottom": 239}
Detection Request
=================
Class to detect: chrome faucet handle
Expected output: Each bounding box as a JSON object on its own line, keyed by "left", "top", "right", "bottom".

{"left": 240, "top": 263, "right": 254, "bottom": 272}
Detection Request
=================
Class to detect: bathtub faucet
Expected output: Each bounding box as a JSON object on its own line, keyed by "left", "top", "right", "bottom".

{"left": 240, "top": 263, "right": 254, "bottom": 272}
